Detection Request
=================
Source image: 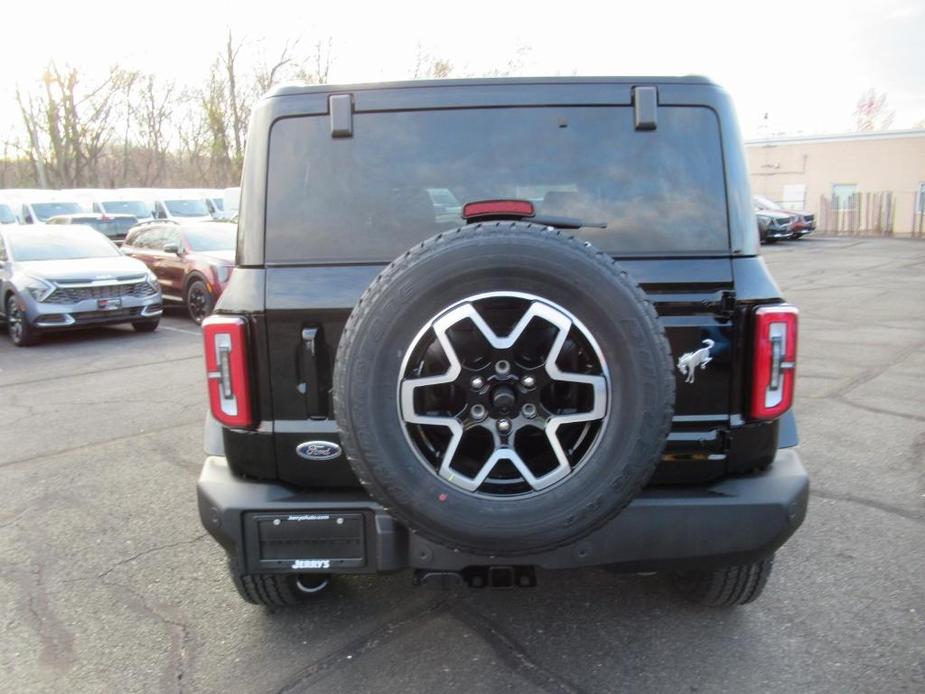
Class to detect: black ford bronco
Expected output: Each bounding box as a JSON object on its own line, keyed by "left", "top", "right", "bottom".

{"left": 197, "top": 76, "right": 808, "bottom": 607}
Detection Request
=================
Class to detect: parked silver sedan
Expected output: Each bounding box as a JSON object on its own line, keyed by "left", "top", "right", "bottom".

{"left": 0, "top": 225, "right": 163, "bottom": 346}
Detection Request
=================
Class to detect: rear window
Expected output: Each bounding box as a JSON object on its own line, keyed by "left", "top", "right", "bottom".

{"left": 71, "top": 217, "right": 137, "bottom": 237}
{"left": 102, "top": 200, "right": 151, "bottom": 218}
{"left": 266, "top": 106, "right": 729, "bottom": 263}
{"left": 165, "top": 199, "right": 210, "bottom": 217}
{"left": 31, "top": 201, "right": 82, "bottom": 222}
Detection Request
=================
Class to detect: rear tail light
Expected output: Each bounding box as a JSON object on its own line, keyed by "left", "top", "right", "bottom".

{"left": 202, "top": 315, "right": 253, "bottom": 428}
{"left": 750, "top": 305, "right": 798, "bottom": 420}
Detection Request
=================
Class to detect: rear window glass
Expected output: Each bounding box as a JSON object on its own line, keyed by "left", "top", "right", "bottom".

{"left": 31, "top": 201, "right": 82, "bottom": 222}
{"left": 102, "top": 200, "right": 151, "bottom": 218}
{"left": 165, "top": 199, "right": 210, "bottom": 217}
{"left": 71, "top": 217, "right": 137, "bottom": 237}
{"left": 265, "top": 106, "right": 729, "bottom": 263}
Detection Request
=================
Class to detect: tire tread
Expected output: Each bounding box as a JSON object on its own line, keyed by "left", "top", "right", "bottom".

{"left": 334, "top": 222, "right": 676, "bottom": 555}
{"left": 674, "top": 556, "right": 774, "bottom": 607}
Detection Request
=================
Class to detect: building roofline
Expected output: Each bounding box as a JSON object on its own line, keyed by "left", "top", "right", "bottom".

{"left": 745, "top": 129, "right": 925, "bottom": 146}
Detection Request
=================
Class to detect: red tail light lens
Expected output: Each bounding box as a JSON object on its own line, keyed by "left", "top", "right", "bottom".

{"left": 202, "top": 315, "right": 253, "bottom": 428}
{"left": 462, "top": 199, "right": 535, "bottom": 220}
{"left": 750, "top": 305, "right": 798, "bottom": 420}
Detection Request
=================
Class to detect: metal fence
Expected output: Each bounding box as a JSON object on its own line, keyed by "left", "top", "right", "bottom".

{"left": 818, "top": 192, "right": 925, "bottom": 238}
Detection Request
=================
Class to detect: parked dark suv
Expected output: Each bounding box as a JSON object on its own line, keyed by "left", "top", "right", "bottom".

{"left": 46, "top": 213, "right": 139, "bottom": 245}
{"left": 197, "top": 77, "right": 808, "bottom": 608}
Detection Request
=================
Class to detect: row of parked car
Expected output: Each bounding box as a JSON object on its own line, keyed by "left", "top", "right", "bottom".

{"left": 0, "top": 216, "right": 236, "bottom": 347}
{"left": 754, "top": 195, "right": 816, "bottom": 244}
{"left": 0, "top": 187, "right": 239, "bottom": 237}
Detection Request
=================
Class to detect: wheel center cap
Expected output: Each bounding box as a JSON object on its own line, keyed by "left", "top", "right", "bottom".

{"left": 491, "top": 385, "right": 517, "bottom": 416}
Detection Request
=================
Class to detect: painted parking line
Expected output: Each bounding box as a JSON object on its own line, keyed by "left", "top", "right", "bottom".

{"left": 159, "top": 325, "right": 202, "bottom": 337}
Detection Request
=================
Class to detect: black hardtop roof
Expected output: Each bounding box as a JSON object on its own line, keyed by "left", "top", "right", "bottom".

{"left": 268, "top": 75, "right": 717, "bottom": 99}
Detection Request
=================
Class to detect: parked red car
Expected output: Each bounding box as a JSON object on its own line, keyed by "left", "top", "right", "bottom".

{"left": 122, "top": 221, "right": 235, "bottom": 323}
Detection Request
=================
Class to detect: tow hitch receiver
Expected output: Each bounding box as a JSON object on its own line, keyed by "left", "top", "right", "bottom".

{"left": 413, "top": 566, "right": 537, "bottom": 589}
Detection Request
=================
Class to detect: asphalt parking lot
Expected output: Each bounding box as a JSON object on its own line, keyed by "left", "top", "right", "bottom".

{"left": 1, "top": 237, "right": 923, "bottom": 693}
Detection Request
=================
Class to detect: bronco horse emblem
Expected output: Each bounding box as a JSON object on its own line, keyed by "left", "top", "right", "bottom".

{"left": 677, "top": 339, "right": 715, "bottom": 384}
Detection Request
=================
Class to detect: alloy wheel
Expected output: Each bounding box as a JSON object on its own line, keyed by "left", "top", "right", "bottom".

{"left": 187, "top": 282, "right": 212, "bottom": 324}
{"left": 7, "top": 297, "right": 23, "bottom": 343}
{"left": 398, "top": 291, "right": 610, "bottom": 496}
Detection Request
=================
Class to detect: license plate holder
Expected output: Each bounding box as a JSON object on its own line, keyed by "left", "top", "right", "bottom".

{"left": 244, "top": 511, "right": 367, "bottom": 572}
{"left": 98, "top": 297, "right": 122, "bottom": 310}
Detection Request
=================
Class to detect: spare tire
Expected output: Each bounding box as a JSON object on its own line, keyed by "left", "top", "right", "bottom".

{"left": 334, "top": 222, "right": 674, "bottom": 555}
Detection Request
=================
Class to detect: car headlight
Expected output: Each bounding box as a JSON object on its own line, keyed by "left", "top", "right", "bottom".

{"left": 22, "top": 275, "right": 55, "bottom": 302}
{"left": 145, "top": 270, "right": 160, "bottom": 290}
{"left": 215, "top": 265, "right": 233, "bottom": 284}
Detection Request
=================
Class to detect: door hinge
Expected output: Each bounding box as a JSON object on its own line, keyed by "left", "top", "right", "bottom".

{"left": 717, "top": 291, "right": 736, "bottom": 320}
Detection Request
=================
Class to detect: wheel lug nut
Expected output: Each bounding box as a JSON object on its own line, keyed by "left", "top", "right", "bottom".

{"left": 470, "top": 375, "right": 485, "bottom": 390}
{"left": 497, "top": 418, "right": 512, "bottom": 434}
{"left": 495, "top": 360, "right": 511, "bottom": 377}
{"left": 521, "top": 403, "right": 537, "bottom": 419}
{"left": 470, "top": 404, "right": 486, "bottom": 421}
{"left": 521, "top": 374, "right": 536, "bottom": 389}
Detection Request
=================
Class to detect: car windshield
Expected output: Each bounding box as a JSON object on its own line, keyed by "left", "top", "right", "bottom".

{"left": 101, "top": 200, "right": 151, "bottom": 218}
{"left": 266, "top": 106, "right": 730, "bottom": 261}
{"left": 211, "top": 198, "right": 224, "bottom": 211}
{"left": 31, "top": 201, "right": 82, "bottom": 221}
{"left": 753, "top": 195, "right": 783, "bottom": 211}
{"left": 0, "top": 204, "right": 16, "bottom": 224}
{"left": 184, "top": 226, "right": 236, "bottom": 252}
{"left": 8, "top": 230, "right": 121, "bottom": 261}
{"left": 165, "top": 199, "right": 210, "bottom": 217}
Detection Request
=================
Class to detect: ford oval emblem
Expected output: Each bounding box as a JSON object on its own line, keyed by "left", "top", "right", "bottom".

{"left": 296, "top": 440, "right": 342, "bottom": 461}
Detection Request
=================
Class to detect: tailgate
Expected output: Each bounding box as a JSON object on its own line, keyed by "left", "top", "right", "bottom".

{"left": 263, "top": 256, "right": 743, "bottom": 488}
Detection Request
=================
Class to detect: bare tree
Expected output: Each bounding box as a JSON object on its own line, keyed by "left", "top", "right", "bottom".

{"left": 294, "top": 38, "right": 334, "bottom": 85}
{"left": 8, "top": 33, "right": 337, "bottom": 189}
{"left": 255, "top": 39, "right": 297, "bottom": 94}
{"left": 412, "top": 45, "right": 453, "bottom": 79}
{"left": 16, "top": 63, "right": 127, "bottom": 187}
{"left": 482, "top": 45, "right": 531, "bottom": 77}
{"left": 854, "top": 88, "right": 895, "bottom": 132}
{"left": 15, "top": 88, "right": 49, "bottom": 187}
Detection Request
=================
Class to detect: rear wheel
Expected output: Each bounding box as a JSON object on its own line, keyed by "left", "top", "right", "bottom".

{"left": 186, "top": 279, "right": 213, "bottom": 325}
{"left": 228, "top": 560, "right": 330, "bottom": 607}
{"left": 6, "top": 295, "right": 38, "bottom": 347}
{"left": 672, "top": 556, "right": 774, "bottom": 607}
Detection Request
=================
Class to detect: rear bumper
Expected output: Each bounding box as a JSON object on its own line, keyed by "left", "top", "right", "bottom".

{"left": 198, "top": 448, "right": 809, "bottom": 574}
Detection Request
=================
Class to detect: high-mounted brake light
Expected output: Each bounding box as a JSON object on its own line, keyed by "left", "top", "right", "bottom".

{"left": 750, "top": 305, "right": 798, "bottom": 420}
{"left": 463, "top": 199, "right": 535, "bottom": 221}
{"left": 202, "top": 315, "right": 253, "bottom": 428}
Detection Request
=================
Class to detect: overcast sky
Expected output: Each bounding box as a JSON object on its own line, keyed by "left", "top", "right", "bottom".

{"left": 2, "top": 0, "right": 923, "bottom": 140}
